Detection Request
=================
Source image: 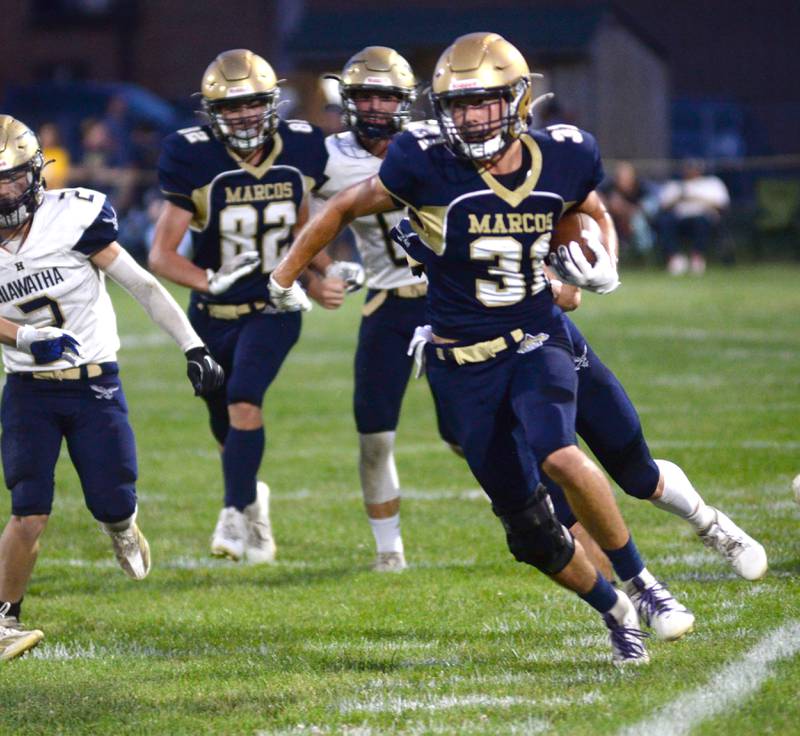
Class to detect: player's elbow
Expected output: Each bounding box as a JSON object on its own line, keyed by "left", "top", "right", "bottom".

{"left": 147, "top": 246, "right": 167, "bottom": 276}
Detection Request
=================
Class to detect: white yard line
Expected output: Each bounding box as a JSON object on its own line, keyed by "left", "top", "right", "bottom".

{"left": 619, "top": 620, "right": 800, "bottom": 736}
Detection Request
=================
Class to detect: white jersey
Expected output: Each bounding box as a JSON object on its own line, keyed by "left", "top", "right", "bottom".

{"left": 314, "top": 130, "right": 422, "bottom": 290}
{"left": 0, "top": 188, "right": 121, "bottom": 373}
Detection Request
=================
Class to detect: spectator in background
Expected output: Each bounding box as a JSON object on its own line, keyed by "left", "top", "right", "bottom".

{"left": 600, "top": 161, "right": 658, "bottom": 257}
{"left": 38, "top": 122, "right": 71, "bottom": 190}
{"left": 655, "top": 159, "right": 730, "bottom": 275}
{"left": 77, "top": 118, "right": 137, "bottom": 212}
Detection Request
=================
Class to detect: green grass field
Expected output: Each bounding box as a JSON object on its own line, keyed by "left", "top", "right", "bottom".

{"left": 2, "top": 265, "right": 799, "bottom": 735}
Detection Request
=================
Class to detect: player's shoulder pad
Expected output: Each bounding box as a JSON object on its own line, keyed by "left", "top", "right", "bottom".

{"left": 401, "top": 120, "right": 445, "bottom": 150}
{"left": 278, "top": 118, "right": 325, "bottom": 145}
{"left": 162, "top": 125, "right": 216, "bottom": 156}
{"left": 48, "top": 187, "right": 106, "bottom": 223}
{"left": 534, "top": 124, "right": 599, "bottom": 158}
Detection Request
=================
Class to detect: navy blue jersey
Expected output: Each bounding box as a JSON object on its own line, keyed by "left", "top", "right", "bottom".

{"left": 158, "top": 119, "right": 328, "bottom": 304}
{"left": 378, "top": 124, "right": 603, "bottom": 340}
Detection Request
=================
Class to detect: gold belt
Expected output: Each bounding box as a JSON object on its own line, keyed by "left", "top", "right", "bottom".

{"left": 198, "top": 300, "right": 274, "bottom": 320}
{"left": 362, "top": 283, "right": 428, "bottom": 317}
{"left": 31, "top": 363, "right": 105, "bottom": 381}
{"left": 434, "top": 329, "right": 525, "bottom": 366}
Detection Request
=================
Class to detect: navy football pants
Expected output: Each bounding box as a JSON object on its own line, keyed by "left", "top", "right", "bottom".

{"left": 543, "top": 317, "right": 661, "bottom": 527}
{"left": 189, "top": 305, "right": 301, "bottom": 443}
{"left": 354, "top": 291, "right": 456, "bottom": 444}
{"left": 1, "top": 370, "right": 137, "bottom": 522}
{"left": 426, "top": 331, "right": 578, "bottom": 514}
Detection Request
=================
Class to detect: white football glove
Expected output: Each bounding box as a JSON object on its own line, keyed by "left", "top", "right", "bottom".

{"left": 548, "top": 229, "right": 620, "bottom": 295}
{"left": 206, "top": 252, "right": 261, "bottom": 295}
{"left": 406, "top": 324, "right": 434, "bottom": 379}
{"left": 325, "top": 260, "right": 366, "bottom": 293}
{"left": 268, "top": 274, "right": 313, "bottom": 312}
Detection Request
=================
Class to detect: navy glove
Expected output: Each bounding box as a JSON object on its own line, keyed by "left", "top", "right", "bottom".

{"left": 390, "top": 219, "right": 426, "bottom": 277}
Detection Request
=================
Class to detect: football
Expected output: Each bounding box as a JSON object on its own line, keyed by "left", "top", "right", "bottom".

{"left": 792, "top": 474, "right": 800, "bottom": 505}
{"left": 550, "top": 211, "right": 604, "bottom": 266}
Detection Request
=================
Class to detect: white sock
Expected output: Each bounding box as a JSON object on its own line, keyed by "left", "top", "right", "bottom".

{"left": 100, "top": 507, "right": 136, "bottom": 533}
{"left": 623, "top": 567, "right": 656, "bottom": 588}
{"left": 369, "top": 514, "right": 404, "bottom": 554}
{"left": 651, "top": 459, "right": 715, "bottom": 531}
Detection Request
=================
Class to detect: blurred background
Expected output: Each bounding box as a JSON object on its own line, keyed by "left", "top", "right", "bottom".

{"left": 1, "top": 0, "right": 798, "bottom": 272}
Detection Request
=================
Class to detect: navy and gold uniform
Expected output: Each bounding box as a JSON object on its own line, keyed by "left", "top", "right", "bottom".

{"left": 380, "top": 123, "right": 603, "bottom": 511}
{"left": 158, "top": 119, "right": 328, "bottom": 414}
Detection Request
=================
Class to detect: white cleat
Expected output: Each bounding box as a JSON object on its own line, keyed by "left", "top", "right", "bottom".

{"left": 624, "top": 576, "right": 695, "bottom": 641}
{"left": 211, "top": 506, "right": 247, "bottom": 561}
{"left": 103, "top": 522, "right": 151, "bottom": 580}
{"left": 603, "top": 590, "right": 650, "bottom": 667}
{"left": 373, "top": 550, "right": 407, "bottom": 572}
{"left": 244, "top": 482, "right": 276, "bottom": 564}
{"left": 698, "top": 507, "right": 768, "bottom": 581}
{"left": 0, "top": 604, "right": 44, "bottom": 662}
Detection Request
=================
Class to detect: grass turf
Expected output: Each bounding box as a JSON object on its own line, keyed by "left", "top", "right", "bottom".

{"left": 1, "top": 265, "right": 799, "bottom": 735}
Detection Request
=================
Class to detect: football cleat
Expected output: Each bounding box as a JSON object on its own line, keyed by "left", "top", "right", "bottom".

{"left": 243, "top": 482, "right": 276, "bottom": 564}
{"left": 698, "top": 508, "right": 768, "bottom": 581}
{"left": 210, "top": 506, "right": 247, "bottom": 561}
{"left": 624, "top": 576, "right": 695, "bottom": 641}
{"left": 103, "top": 521, "right": 151, "bottom": 580}
{"left": 0, "top": 604, "right": 44, "bottom": 662}
{"left": 373, "top": 550, "right": 407, "bottom": 573}
{"left": 603, "top": 591, "right": 650, "bottom": 666}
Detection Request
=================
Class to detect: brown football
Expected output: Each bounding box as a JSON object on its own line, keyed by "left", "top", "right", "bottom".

{"left": 550, "top": 212, "right": 603, "bottom": 266}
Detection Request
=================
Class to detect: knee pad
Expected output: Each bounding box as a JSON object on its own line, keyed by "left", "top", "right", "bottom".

{"left": 603, "top": 432, "right": 660, "bottom": 499}
{"left": 494, "top": 484, "right": 576, "bottom": 575}
{"left": 359, "top": 432, "right": 399, "bottom": 505}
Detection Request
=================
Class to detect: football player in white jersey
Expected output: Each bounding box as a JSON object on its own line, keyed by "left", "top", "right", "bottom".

{"left": 0, "top": 116, "right": 223, "bottom": 661}
{"left": 312, "top": 48, "right": 441, "bottom": 571}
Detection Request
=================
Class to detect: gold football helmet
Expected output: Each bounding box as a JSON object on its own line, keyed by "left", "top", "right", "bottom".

{"left": 336, "top": 46, "right": 416, "bottom": 139}
{"left": 201, "top": 49, "right": 280, "bottom": 153}
{"left": 0, "top": 115, "right": 44, "bottom": 229}
{"left": 431, "top": 33, "right": 533, "bottom": 161}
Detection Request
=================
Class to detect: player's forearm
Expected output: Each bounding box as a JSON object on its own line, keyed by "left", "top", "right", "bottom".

{"left": 148, "top": 247, "right": 209, "bottom": 292}
{"left": 0, "top": 317, "right": 19, "bottom": 347}
{"left": 578, "top": 192, "right": 619, "bottom": 261}
{"left": 597, "top": 210, "right": 619, "bottom": 261}
{"left": 273, "top": 204, "right": 349, "bottom": 287}
{"left": 101, "top": 247, "right": 203, "bottom": 352}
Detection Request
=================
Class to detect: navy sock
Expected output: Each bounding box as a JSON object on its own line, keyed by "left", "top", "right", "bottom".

{"left": 603, "top": 536, "right": 645, "bottom": 581}
{"left": 1, "top": 598, "right": 22, "bottom": 620}
{"left": 579, "top": 575, "right": 618, "bottom": 614}
{"left": 222, "top": 427, "right": 264, "bottom": 510}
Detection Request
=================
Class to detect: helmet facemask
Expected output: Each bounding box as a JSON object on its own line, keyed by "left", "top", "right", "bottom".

{"left": 203, "top": 91, "right": 280, "bottom": 154}
{"left": 0, "top": 151, "right": 44, "bottom": 230}
{"left": 340, "top": 85, "right": 415, "bottom": 140}
{"left": 433, "top": 76, "right": 531, "bottom": 162}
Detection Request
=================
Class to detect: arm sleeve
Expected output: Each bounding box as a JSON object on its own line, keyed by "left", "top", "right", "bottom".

{"left": 101, "top": 247, "right": 204, "bottom": 353}
{"left": 72, "top": 198, "right": 119, "bottom": 257}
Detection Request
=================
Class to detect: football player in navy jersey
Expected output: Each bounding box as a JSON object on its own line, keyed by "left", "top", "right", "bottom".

{"left": 150, "top": 50, "right": 362, "bottom": 564}
{"left": 0, "top": 115, "right": 224, "bottom": 661}
{"left": 394, "top": 215, "right": 768, "bottom": 582}
{"left": 270, "top": 33, "right": 700, "bottom": 665}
